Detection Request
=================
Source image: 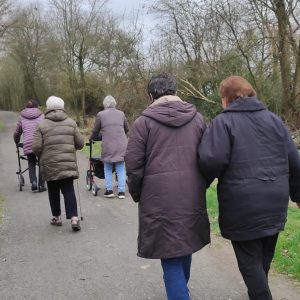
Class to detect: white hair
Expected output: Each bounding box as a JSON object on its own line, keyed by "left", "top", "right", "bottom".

{"left": 46, "top": 96, "right": 64, "bottom": 110}
{"left": 103, "top": 95, "right": 116, "bottom": 109}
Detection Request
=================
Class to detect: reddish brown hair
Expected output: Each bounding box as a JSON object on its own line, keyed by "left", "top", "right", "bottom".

{"left": 219, "top": 76, "right": 256, "bottom": 103}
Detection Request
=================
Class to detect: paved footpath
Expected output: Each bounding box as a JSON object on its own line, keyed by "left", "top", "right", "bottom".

{"left": 0, "top": 111, "right": 299, "bottom": 300}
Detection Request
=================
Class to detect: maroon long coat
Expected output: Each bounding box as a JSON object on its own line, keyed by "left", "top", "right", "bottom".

{"left": 125, "top": 96, "right": 210, "bottom": 259}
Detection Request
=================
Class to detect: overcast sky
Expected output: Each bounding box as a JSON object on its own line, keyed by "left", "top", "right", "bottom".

{"left": 20, "top": 0, "right": 155, "bottom": 37}
{"left": 20, "top": 0, "right": 154, "bottom": 23}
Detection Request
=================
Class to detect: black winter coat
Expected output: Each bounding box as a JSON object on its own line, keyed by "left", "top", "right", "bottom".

{"left": 198, "top": 97, "right": 300, "bottom": 241}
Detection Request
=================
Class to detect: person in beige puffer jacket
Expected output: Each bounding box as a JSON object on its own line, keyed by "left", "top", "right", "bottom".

{"left": 32, "top": 96, "right": 84, "bottom": 231}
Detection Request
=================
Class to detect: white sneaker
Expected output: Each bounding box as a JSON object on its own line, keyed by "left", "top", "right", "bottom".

{"left": 118, "top": 192, "right": 125, "bottom": 199}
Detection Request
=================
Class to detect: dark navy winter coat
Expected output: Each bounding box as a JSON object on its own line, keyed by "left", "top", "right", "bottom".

{"left": 198, "top": 96, "right": 300, "bottom": 241}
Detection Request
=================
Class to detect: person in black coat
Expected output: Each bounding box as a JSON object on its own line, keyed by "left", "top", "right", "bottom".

{"left": 198, "top": 75, "right": 300, "bottom": 300}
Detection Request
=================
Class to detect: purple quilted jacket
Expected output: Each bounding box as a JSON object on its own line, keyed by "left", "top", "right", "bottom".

{"left": 14, "top": 108, "right": 44, "bottom": 155}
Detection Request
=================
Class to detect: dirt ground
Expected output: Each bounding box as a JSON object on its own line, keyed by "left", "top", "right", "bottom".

{"left": 0, "top": 110, "right": 299, "bottom": 300}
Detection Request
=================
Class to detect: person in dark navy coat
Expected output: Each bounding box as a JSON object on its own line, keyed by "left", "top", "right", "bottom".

{"left": 198, "top": 75, "right": 300, "bottom": 300}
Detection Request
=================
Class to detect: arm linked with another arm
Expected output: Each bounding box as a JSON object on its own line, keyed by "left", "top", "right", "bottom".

{"left": 198, "top": 116, "right": 232, "bottom": 188}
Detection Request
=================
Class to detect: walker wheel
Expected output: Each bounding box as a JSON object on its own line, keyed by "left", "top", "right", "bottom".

{"left": 18, "top": 174, "right": 24, "bottom": 191}
{"left": 20, "top": 175, "right": 25, "bottom": 186}
{"left": 86, "top": 171, "right": 92, "bottom": 190}
{"left": 92, "top": 184, "right": 98, "bottom": 196}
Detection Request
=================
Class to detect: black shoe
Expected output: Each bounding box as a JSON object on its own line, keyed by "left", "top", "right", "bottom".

{"left": 31, "top": 181, "right": 37, "bottom": 191}
{"left": 104, "top": 190, "right": 115, "bottom": 198}
{"left": 71, "top": 218, "right": 81, "bottom": 231}
{"left": 118, "top": 192, "right": 125, "bottom": 199}
{"left": 39, "top": 187, "right": 47, "bottom": 192}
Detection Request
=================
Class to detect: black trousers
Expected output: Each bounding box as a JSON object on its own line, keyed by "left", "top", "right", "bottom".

{"left": 231, "top": 233, "right": 279, "bottom": 300}
{"left": 27, "top": 153, "right": 44, "bottom": 187}
{"left": 47, "top": 178, "right": 78, "bottom": 219}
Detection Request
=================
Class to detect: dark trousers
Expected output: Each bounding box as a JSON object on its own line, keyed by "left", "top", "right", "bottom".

{"left": 27, "top": 153, "right": 44, "bottom": 187}
{"left": 231, "top": 234, "right": 279, "bottom": 300}
{"left": 47, "top": 178, "right": 78, "bottom": 219}
{"left": 161, "top": 255, "right": 192, "bottom": 300}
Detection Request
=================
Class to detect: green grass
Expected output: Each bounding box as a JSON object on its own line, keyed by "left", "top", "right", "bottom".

{"left": 207, "top": 186, "right": 300, "bottom": 281}
{"left": 0, "top": 195, "right": 5, "bottom": 224}
{"left": 81, "top": 141, "right": 101, "bottom": 157}
{"left": 0, "top": 120, "right": 4, "bottom": 132}
{"left": 0, "top": 123, "right": 6, "bottom": 224}
{"left": 273, "top": 206, "right": 300, "bottom": 280}
{"left": 206, "top": 185, "right": 220, "bottom": 235}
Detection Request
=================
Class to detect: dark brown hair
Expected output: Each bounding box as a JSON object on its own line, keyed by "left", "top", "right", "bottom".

{"left": 25, "top": 100, "right": 39, "bottom": 108}
{"left": 219, "top": 76, "right": 256, "bottom": 103}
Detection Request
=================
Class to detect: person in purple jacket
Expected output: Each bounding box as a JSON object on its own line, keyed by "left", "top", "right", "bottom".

{"left": 198, "top": 76, "right": 300, "bottom": 300}
{"left": 125, "top": 73, "right": 210, "bottom": 300}
{"left": 13, "top": 100, "right": 46, "bottom": 192}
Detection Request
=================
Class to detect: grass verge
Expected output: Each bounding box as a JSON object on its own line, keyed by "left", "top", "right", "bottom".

{"left": 0, "top": 194, "right": 5, "bottom": 224}
{"left": 206, "top": 185, "right": 220, "bottom": 235}
{"left": 207, "top": 186, "right": 300, "bottom": 281}
{"left": 0, "top": 120, "right": 5, "bottom": 132}
{"left": 273, "top": 205, "right": 300, "bottom": 280}
{"left": 81, "top": 141, "right": 101, "bottom": 157}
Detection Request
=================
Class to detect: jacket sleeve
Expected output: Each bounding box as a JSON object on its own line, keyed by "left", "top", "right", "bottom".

{"left": 13, "top": 117, "right": 23, "bottom": 144}
{"left": 32, "top": 126, "right": 43, "bottom": 156}
{"left": 124, "top": 115, "right": 129, "bottom": 134}
{"left": 90, "top": 114, "right": 101, "bottom": 141}
{"left": 74, "top": 126, "right": 84, "bottom": 150}
{"left": 286, "top": 131, "right": 300, "bottom": 202}
{"left": 198, "top": 115, "right": 232, "bottom": 187}
{"left": 124, "top": 118, "right": 147, "bottom": 203}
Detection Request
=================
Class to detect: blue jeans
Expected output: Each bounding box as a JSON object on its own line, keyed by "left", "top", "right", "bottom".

{"left": 104, "top": 161, "right": 126, "bottom": 192}
{"left": 161, "top": 255, "right": 192, "bottom": 300}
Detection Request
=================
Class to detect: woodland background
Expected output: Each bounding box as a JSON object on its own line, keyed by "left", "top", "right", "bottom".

{"left": 0, "top": 0, "right": 299, "bottom": 128}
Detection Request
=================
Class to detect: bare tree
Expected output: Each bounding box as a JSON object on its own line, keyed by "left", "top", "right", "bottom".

{"left": 253, "top": 0, "right": 300, "bottom": 121}
{"left": 7, "top": 4, "right": 47, "bottom": 100}
{"left": 49, "top": 0, "right": 107, "bottom": 125}
{"left": 0, "top": 0, "right": 12, "bottom": 38}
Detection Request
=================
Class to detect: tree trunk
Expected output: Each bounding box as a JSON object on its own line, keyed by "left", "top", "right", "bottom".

{"left": 79, "top": 56, "right": 87, "bottom": 125}
{"left": 274, "top": 0, "right": 291, "bottom": 117}
{"left": 292, "top": 38, "right": 300, "bottom": 116}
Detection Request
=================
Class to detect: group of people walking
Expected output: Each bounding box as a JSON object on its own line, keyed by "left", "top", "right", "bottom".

{"left": 14, "top": 73, "right": 300, "bottom": 300}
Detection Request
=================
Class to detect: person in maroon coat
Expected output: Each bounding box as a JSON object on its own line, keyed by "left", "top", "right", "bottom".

{"left": 125, "top": 73, "right": 210, "bottom": 300}
{"left": 198, "top": 76, "right": 300, "bottom": 300}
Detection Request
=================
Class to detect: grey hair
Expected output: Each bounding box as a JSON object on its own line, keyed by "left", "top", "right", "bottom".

{"left": 103, "top": 95, "right": 116, "bottom": 108}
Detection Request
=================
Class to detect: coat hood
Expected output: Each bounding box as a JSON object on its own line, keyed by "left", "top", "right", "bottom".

{"left": 142, "top": 96, "right": 197, "bottom": 128}
{"left": 223, "top": 96, "right": 266, "bottom": 113}
{"left": 20, "top": 108, "right": 43, "bottom": 120}
{"left": 45, "top": 109, "right": 68, "bottom": 122}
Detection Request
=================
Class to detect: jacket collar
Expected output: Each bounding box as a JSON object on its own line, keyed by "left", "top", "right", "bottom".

{"left": 222, "top": 96, "right": 266, "bottom": 113}
{"left": 150, "top": 95, "right": 183, "bottom": 107}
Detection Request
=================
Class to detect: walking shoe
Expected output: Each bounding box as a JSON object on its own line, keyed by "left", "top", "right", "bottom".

{"left": 31, "top": 181, "right": 37, "bottom": 191}
{"left": 50, "top": 216, "right": 62, "bottom": 226}
{"left": 39, "top": 187, "right": 47, "bottom": 192}
{"left": 71, "top": 217, "right": 81, "bottom": 231}
{"left": 118, "top": 192, "right": 125, "bottom": 199}
{"left": 104, "top": 190, "right": 115, "bottom": 198}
